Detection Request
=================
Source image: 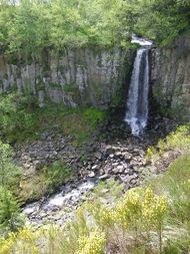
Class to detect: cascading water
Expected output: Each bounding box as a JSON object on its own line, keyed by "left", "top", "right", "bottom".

{"left": 125, "top": 37, "right": 152, "bottom": 136}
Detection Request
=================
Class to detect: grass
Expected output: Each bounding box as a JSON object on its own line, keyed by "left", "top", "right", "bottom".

{"left": 1, "top": 154, "right": 190, "bottom": 253}
{"left": 146, "top": 123, "right": 190, "bottom": 161}
{"left": 2, "top": 94, "right": 190, "bottom": 252}
{"left": 0, "top": 93, "right": 108, "bottom": 204}
{"left": 0, "top": 93, "right": 108, "bottom": 146}
{"left": 149, "top": 155, "right": 190, "bottom": 222}
{"left": 0, "top": 185, "right": 169, "bottom": 254}
{"left": 146, "top": 154, "right": 190, "bottom": 253}
{"left": 18, "top": 160, "right": 74, "bottom": 203}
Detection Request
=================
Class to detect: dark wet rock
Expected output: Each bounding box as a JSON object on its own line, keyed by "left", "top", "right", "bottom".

{"left": 18, "top": 114, "right": 179, "bottom": 228}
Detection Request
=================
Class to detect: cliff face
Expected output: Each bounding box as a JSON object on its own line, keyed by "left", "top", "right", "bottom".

{"left": 151, "top": 34, "right": 190, "bottom": 119}
{"left": 0, "top": 47, "right": 134, "bottom": 109}
{"left": 3, "top": 37, "right": 190, "bottom": 118}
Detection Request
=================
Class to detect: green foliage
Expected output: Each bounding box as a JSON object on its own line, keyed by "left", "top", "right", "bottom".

{"left": 0, "top": 141, "right": 22, "bottom": 234}
{"left": 83, "top": 107, "right": 107, "bottom": 129}
{"left": 43, "top": 160, "right": 73, "bottom": 191}
{"left": 1, "top": 0, "right": 189, "bottom": 54}
{"left": 0, "top": 140, "right": 21, "bottom": 190}
{"left": 7, "top": 1, "right": 46, "bottom": 55}
{"left": 0, "top": 93, "right": 107, "bottom": 145}
{"left": 0, "top": 0, "right": 132, "bottom": 53}
{"left": 151, "top": 155, "right": 190, "bottom": 222}
{"left": 149, "top": 154, "right": 190, "bottom": 253}
{"left": 18, "top": 160, "right": 73, "bottom": 202}
{"left": 0, "top": 93, "right": 38, "bottom": 143}
{"left": 0, "top": 187, "right": 23, "bottom": 235}
{"left": 132, "top": 0, "right": 190, "bottom": 45}
{"left": 0, "top": 186, "right": 168, "bottom": 253}
{"left": 146, "top": 123, "right": 190, "bottom": 161}
{"left": 57, "top": 107, "right": 107, "bottom": 146}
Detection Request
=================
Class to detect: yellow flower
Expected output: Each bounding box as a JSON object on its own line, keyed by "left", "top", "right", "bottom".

{"left": 76, "top": 227, "right": 106, "bottom": 254}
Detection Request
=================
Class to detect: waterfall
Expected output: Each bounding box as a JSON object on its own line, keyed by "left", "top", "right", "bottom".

{"left": 124, "top": 47, "right": 150, "bottom": 136}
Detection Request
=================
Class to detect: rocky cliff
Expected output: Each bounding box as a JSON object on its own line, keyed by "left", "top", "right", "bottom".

{"left": 0, "top": 47, "right": 134, "bottom": 109}
{"left": 151, "top": 34, "right": 190, "bottom": 120}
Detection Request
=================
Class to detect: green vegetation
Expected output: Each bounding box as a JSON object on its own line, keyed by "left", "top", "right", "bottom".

{"left": 146, "top": 124, "right": 190, "bottom": 161}
{"left": 0, "top": 91, "right": 109, "bottom": 203}
{"left": 0, "top": 93, "right": 38, "bottom": 143}
{"left": 0, "top": 0, "right": 190, "bottom": 251}
{"left": 83, "top": 107, "right": 107, "bottom": 129}
{"left": 0, "top": 0, "right": 131, "bottom": 54}
{"left": 0, "top": 93, "right": 107, "bottom": 145}
{"left": 19, "top": 160, "right": 73, "bottom": 202}
{"left": 0, "top": 93, "right": 108, "bottom": 202}
{"left": 148, "top": 155, "right": 190, "bottom": 253}
{"left": 1, "top": 120, "right": 190, "bottom": 252}
{"left": 0, "top": 135, "right": 74, "bottom": 210}
{"left": 0, "top": 141, "right": 73, "bottom": 232}
{"left": 0, "top": 140, "right": 20, "bottom": 189}
{"left": 2, "top": 152, "right": 190, "bottom": 253}
{"left": 0, "top": 185, "right": 168, "bottom": 254}
{"left": 0, "top": 0, "right": 190, "bottom": 56}
{"left": 0, "top": 141, "right": 23, "bottom": 235}
{"left": 0, "top": 187, "right": 23, "bottom": 235}
{"left": 131, "top": 0, "right": 190, "bottom": 45}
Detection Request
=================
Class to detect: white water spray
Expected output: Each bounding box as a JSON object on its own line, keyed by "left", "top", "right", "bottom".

{"left": 125, "top": 37, "right": 152, "bottom": 136}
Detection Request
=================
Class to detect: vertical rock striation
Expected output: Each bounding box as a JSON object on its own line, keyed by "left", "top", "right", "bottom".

{"left": 0, "top": 47, "right": 135, "bottom": 109}
{"left": 151, "top": 34, "right": 190, "bottom": 119}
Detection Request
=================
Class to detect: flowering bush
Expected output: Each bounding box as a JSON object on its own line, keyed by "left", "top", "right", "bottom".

{"left": 0, "top": 187, "right": 168, "bottom": 254}
{"left": 142, "top": 188, "right": 167, "bottom": 230}
{"left": 76, "top": 227, "right": 106, "bottom": 254}
{"left": 112, "top": 187, "right": 167, "bottom": 230}
{"left": 0, "top": 227, "right": 40, "bottom": 254}
{"left": 114, "top": 188, "right": 142, "bottom": 229}
{"left": 146, "top": 123, "right": 190, "bottom": 160}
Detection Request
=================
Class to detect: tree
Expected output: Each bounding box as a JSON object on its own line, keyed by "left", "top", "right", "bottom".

{"left": 0, "top": 0, "right": 190, "bottom": 52}
{"left": 0, "top": 140, "right": 20, "bottom": 188}
{"left": 132, "top": 0, "right": 190, "bottom": 45}
{"left": 0, "top": 141, "right": 23, "bottom": 234}
{"left": 0, "top": 187, "right": 23, "bottom": 234}
{"left": 7, "top": 0, "right": 49, "bottom": 55}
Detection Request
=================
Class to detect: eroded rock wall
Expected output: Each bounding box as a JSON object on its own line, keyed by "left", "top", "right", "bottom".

{"left": 151, "top": 34, "right": 190, "bottom": 119}
{"left": 0, "top": 47, "right": 134, "bottom": 108}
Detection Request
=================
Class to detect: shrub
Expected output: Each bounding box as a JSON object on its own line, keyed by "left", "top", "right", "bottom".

{"left": 18, "top": 160, "right": 73, "bottom": 202}
{"left": 88, "top": 187, "right": 168, "bottom": 253}
{"left": 150, "top": 155, "right": 190, "bottom": 223}
{"left": 83, "top": 107, "right": 107, "bottom": 129}
{"left": 0, "top": 93, "right": 38, "bottom": 142}
{"left": 146, "top": 123, "right": 190, "bottom": 160}
{"left": 43, "top": 160, "right": 73, "bottom": 191}
{"left": 77, "top": 227, "right": 106, "bottom": 254}
{"left": 0, "top": 184, "right": 180, "bottom": 254}
{"left": 0, "top": 227, "right": 40, "bottom": 254}
{"left": 0, "top": 140, "right": 21, "bottom": 190}
{"left": 0, "top": 187, "right": 23, "bottom": 235}
{"left": 147, "top": 154, "right": 190, "bottom": 253}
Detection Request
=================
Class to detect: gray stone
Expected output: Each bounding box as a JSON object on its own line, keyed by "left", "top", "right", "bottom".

{"left": 95, "top": 152, "right": 102, "bottom": 160}
{"left": 88, "top": 171, "right": 95, "bottom": 178}
{"left": 99, "top": 174, "right": 109, "bottom": 180}
{"left": 0, "top": 47, "right": 135, "bottom": 109}
{"left": 151, "top": 34, "right": 190, "bottom": 119}
{"left": 92, "top": 165, "right": 98, "bottom": 170}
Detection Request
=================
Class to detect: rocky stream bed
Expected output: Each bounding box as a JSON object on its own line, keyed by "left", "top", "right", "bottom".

{"left": 14, "top": 118, "right": 177, "bottom": 228}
